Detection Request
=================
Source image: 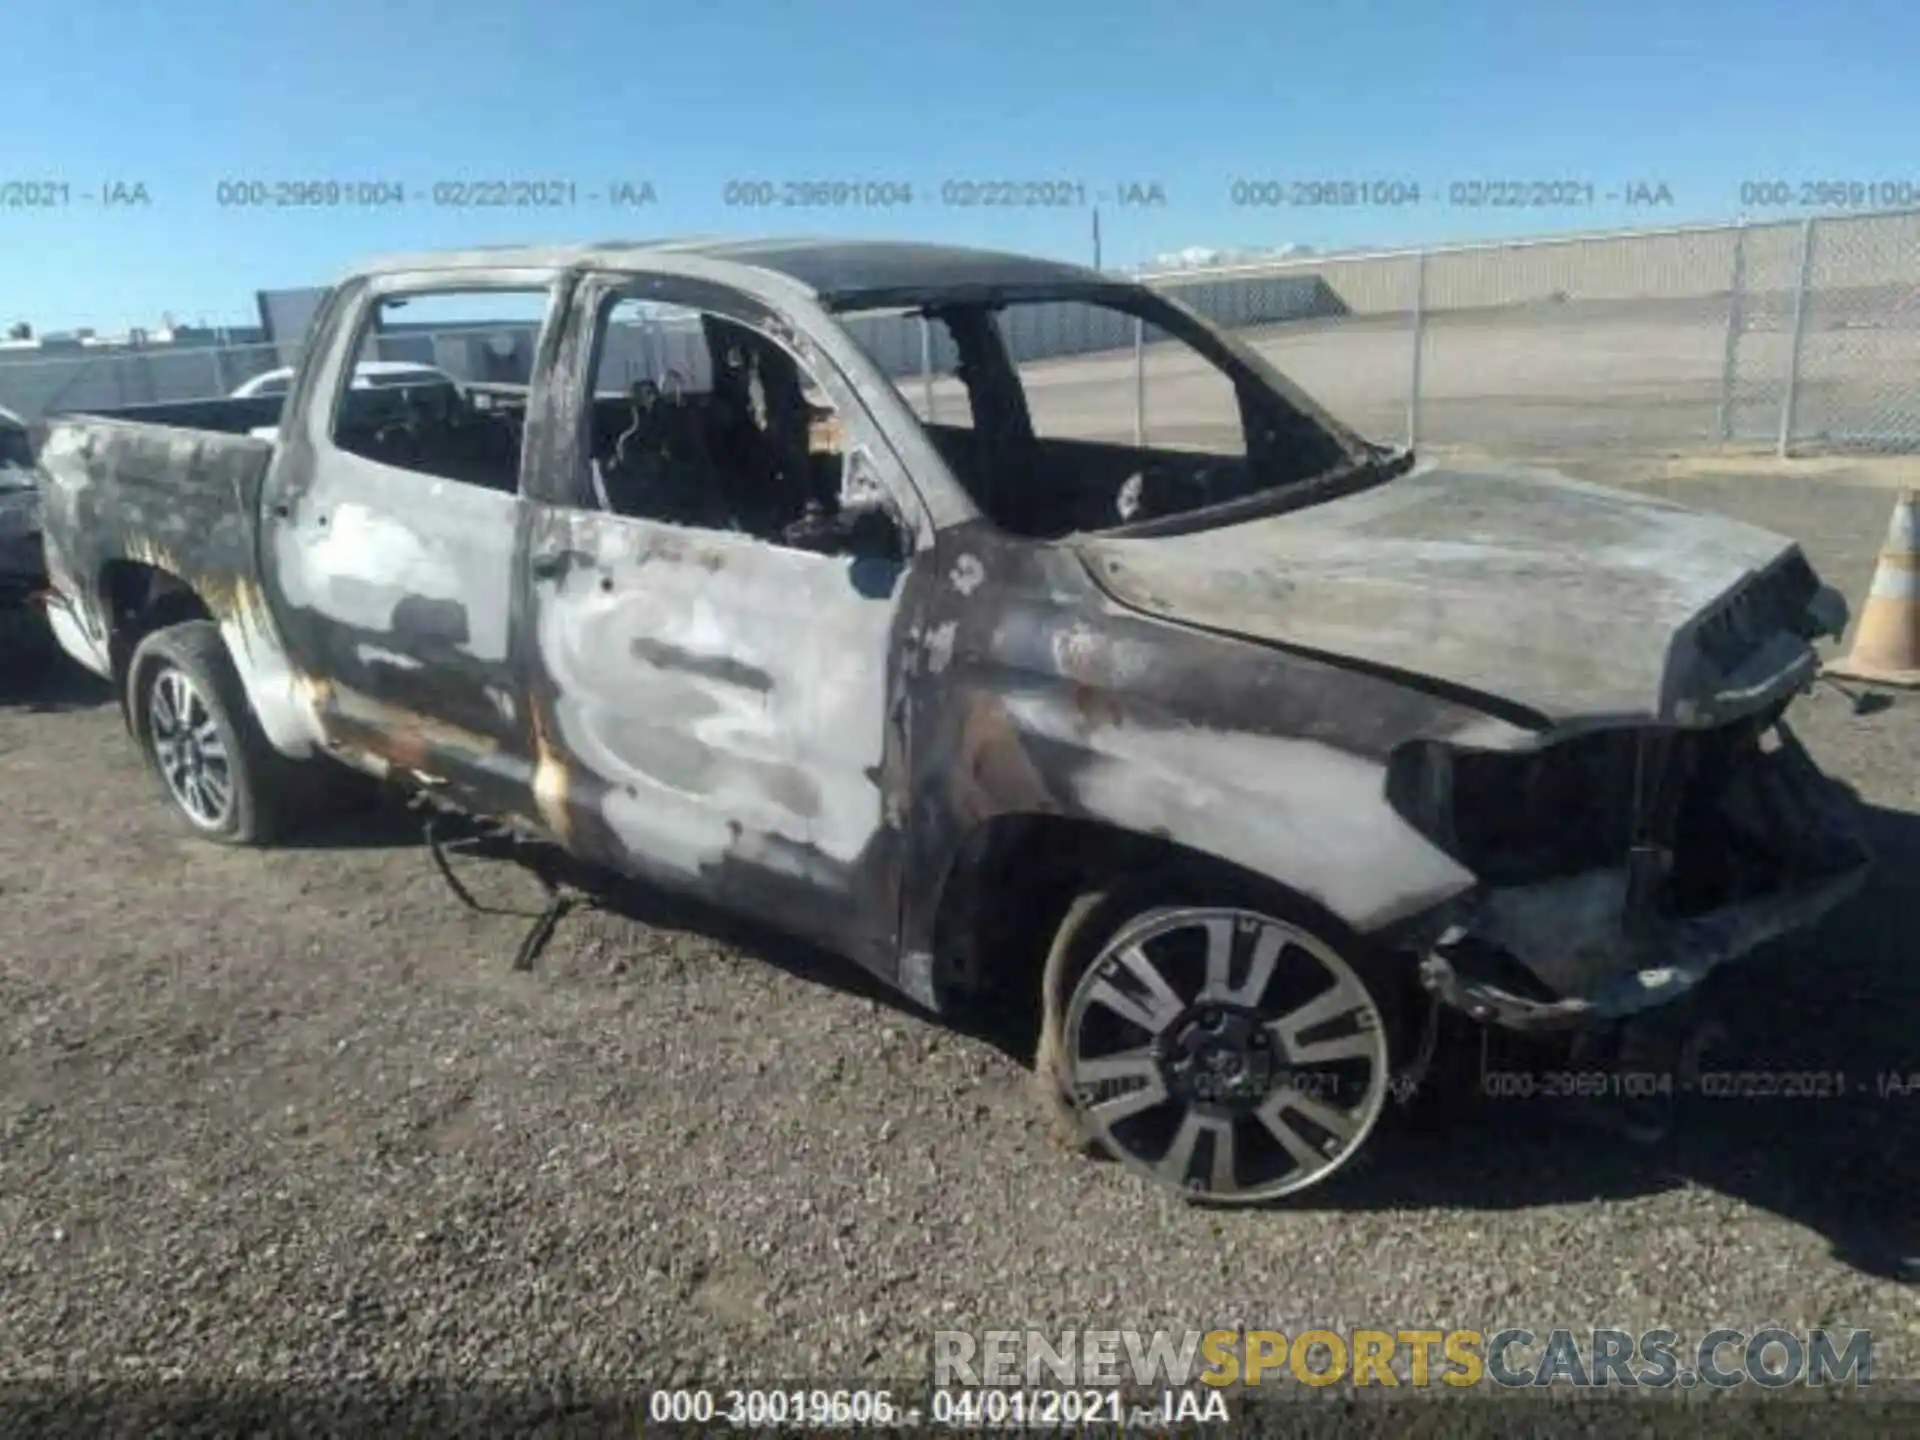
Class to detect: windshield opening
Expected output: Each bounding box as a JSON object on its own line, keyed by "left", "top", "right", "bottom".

{"left": 842, "top": 292, "right": 1360, "bottom": 540}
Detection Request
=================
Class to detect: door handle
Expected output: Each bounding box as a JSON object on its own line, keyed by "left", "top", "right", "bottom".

{"left": 529, "top": 551, "right": 567, "bottom": 581}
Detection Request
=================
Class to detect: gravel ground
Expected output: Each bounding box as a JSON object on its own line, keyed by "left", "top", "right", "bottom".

{"left": 1, "top": 458, "right": 1916, "bottom": 1430}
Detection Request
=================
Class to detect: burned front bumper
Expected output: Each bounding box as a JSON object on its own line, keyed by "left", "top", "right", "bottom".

{"left": 1415, "top": 724, "right": 1872, "bottom": 1031}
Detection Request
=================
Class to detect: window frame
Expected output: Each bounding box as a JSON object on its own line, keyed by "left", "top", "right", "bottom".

{"left": 307, "top": 269, "right": 566, "bottom": 497}
{"left": 832, "top": 281, "right": 1372, "bottom": 534}
{"left": 541, "top": 267, "right": 937, "bottom": 551}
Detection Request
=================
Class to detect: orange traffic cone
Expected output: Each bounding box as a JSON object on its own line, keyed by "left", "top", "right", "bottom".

{"left": 1826, "top": 489, "right": 1920, "bottom": 688}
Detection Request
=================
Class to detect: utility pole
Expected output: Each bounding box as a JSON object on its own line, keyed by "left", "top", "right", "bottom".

{"left": 1092, "top": 207, "right": 1103, "bottom": 272}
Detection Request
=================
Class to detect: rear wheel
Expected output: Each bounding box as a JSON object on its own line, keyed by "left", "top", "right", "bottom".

{"left": 1038, "top": 882, "right": 1401, "bottom": 1203}
{"left": 127, "top": 621, "right": 298, "bottom": 845}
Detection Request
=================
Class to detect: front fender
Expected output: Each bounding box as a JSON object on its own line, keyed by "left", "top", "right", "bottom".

{"left": 976, "top": 686, "right": 1478, "bottom": 935}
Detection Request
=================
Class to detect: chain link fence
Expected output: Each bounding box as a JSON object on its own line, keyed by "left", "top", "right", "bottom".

{"left": 1789, "top": 209, "right": 1920, "bottom": 450}
{"left": 1139, "top": 209, "right": 1920, "bottom": 457}
{"left": 2, "top": 211, "right": 1916, "bottom": 458}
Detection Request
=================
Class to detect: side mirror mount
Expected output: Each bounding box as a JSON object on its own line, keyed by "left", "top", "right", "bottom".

{"left": 839, "top": 447, "right": 911, "bottom": 557}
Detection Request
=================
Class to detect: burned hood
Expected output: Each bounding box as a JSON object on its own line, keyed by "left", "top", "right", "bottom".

{"left": 1078, "top": 463, "right": 1845, "bottom": 728}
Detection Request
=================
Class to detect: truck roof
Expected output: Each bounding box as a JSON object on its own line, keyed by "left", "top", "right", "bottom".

{"left": 353, "top": 237, "right": 1122, "bottom": 311}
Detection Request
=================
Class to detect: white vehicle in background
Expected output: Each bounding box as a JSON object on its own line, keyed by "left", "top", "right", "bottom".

{"left": 232, "top": 360, "right": 462, "bottom": 439}
{"left": 229, "top": 359, "right": 458, "bottom": 399}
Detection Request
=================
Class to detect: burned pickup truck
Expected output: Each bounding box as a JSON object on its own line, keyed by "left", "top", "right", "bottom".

{"left": 34, "top": 239, "right": 1869, "bottom": 1203}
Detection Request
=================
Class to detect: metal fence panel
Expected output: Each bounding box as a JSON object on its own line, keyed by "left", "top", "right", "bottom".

{"left": 1723, "top": 221, "right": 1811, "bottom": 448}
{"left": 1790, "top": 210, "right": 1920, "bottom": 451}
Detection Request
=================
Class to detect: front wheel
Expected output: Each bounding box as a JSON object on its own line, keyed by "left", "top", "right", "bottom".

{"left": 1040, "top": 887, "right": 1401, "bottom": 1203}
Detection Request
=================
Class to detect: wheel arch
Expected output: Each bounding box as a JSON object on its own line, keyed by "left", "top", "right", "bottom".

{"left": 97, "top": 560, "right": 216, "bottom": 728}
{"left": 928, "top": 810, "right": 1399, "bottom": 1027}
{"left": 92, "top": 555, "right": 320, "bottom": 760}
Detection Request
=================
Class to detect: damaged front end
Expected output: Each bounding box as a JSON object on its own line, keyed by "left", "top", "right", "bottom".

{"left": 1389, "top": 710, "right": 1871, "bottom": 1031}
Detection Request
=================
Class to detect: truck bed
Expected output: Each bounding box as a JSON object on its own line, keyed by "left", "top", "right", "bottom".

{"left": 33, "top": 411, "right": 278, "bottom": 677}
{"left": 59, "top": 394, "right": 287, "bottom": 435}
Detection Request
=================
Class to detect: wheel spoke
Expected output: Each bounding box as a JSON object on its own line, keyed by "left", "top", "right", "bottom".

{"left": 1228, "top": 924, "right": 1285, "bottom": 1007}
{"left": 193, "top": 720, "right": 226, "bottom": 759}
{"left": 1251, "top": 1090, "right": 1359, "bottom": 1175}
{"left": 1153, "top": 1111, "right": 1238, "bottom": 1193}
{"left": 1200, "top": 917, "right": 1237, "bottom": 999}
{"left": 1264, "top": 1085, "right": 1357, "bottom": 1145}
{"left": 1268, "top": 976, "right": 1370, "bottom": 1054}
{"left": 1086, "top": 942, "right": 1186, "bottom": 1036}
{"left": 1254, "top": 1093, "right": 1325, "bottom": 1169}
{"left": 1073, "top": 1046, "right": 1159, "bottom": 1086}
{"left": 1084, "top": 1071, "right": 1169, "bottom": 1125}
{"left": 1155, "top": 1110, "right": 1204, "bottom": 1187}
{"left": 199, "top": 768, "right": 231, "bottom": 816}
{"left": 151, "top": 677, "right": 179, "bottom": 735}
{"left": 1290, "top": 1031, "right": 1378, "bottom": 1066}
{"left": 1291, "top": 1090, "right": 1358, "bottom": 1141}
{"left": 1208, "top": 1118, "right": 1237, "bottom": 1193}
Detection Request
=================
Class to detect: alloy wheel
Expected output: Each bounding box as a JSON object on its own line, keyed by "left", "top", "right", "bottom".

{"left": 1064, "top": 906, "right": 1392, "bottom": 1202}
{"left": 147, "top": 665, "right": 234, "bottom": 831}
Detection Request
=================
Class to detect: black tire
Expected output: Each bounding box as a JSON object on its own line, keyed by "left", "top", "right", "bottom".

{"left": 1033, "top": 869, "right": 1412, "bottom": 1203}
{"left": 126, "top": 620, "right": 303, "bottom": 845}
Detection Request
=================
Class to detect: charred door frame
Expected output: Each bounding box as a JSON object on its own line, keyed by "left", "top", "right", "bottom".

{"left": 256, "top": 266, "right": 576, "bottom": 820}
{"left": 512, "top": 266, "right": 946, "bottom": 971}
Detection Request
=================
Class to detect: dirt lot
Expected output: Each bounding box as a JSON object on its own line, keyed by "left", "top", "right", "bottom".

{"left": 1, "top": 452, "right": 1917, "bottom": 1422}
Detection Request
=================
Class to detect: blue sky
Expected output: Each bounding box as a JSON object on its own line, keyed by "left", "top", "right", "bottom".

{"left": 4, "top": 0, "right": 1915, "bottom": 331}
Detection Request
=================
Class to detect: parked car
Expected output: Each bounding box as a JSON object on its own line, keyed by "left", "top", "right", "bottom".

{"left": 32, "top": 240, "right": 1870, "bottom": 1203}
{"left": 0, "top": 403, "right": 49, "bottom": 658}
{"left": 228, "top": 359, "right": 459, "bottom": 399}
{"left": 231, "top": 360, "right": 464, "bottom": 440}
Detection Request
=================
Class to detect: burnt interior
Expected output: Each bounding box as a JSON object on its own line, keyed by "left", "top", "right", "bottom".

{"left": 335, "top": 385, "right": 527, "bottom": 493}
{"left": 586, "top": 314, "right": 849, "bottom": 544}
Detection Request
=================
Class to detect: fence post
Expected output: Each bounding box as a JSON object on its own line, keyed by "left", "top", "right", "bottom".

{"left": 1132, "top": 315, "right": 1146, "bottom": 447}
{"left": 1407, "top": 250, "right": 1428, "bottom": 448}
{"left": 1777, "top": 216, "right": 1817, "bottom": 458}
{"left": 1717, "top": 224, "right": 1748, "bottom": 442}
{"left": 918, "top": 314, "right": 934, "bottom": 422}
